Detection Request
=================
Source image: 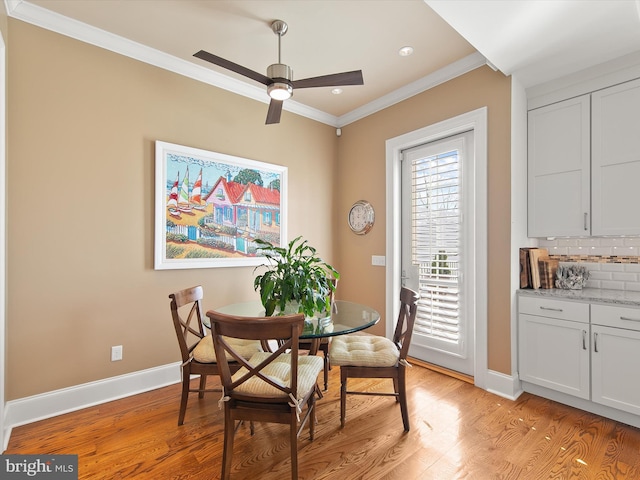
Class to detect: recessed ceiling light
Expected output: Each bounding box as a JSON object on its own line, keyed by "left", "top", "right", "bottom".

{"left": 331, "top": 88, "right": 343, "bottom": 95}
{"left": 399, "top": 46, "right": 414, "bottom": 57}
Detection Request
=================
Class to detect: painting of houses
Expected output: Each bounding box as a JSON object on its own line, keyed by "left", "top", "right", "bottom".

{"left": 154, "top": 141, "right": 287, "bottom": 269}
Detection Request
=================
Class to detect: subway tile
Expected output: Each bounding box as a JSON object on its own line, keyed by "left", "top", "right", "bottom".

{"left": 557, "top": 238, "right": 579, "bottom": 247}
{"left": 599, "top": 237, "right": 626, "bottom": 247}
{"left": 624, "top": 283, "right": 640, "bottom": 292}
{"left": 612, "top": 272, "right": 638, "bottom": 282}
{"left": 612, "top": 245, "right": 639, "bottom": 256}
{"left": 601, "top": 280, "right": 626, "bottom": 290}
{"left": 577, "top": 238, "right": 601, "bottom": 247}
{"left": 547, "top": 246, "right": 568, "bottom": 255}
{"left": 625, "top": 264, "right": 640, "bottom": 273}
{"left": 586, "top": 279, "right": 601, "bottom": 289}
{"left": 600, "top": 263, "right": 625, "bottom": 272}
{"left": 624, "top": 237, "right": 640, "bottom": 247}
{"left": 538, "top": 239, "right": 557, "bottom": 247}
{"left": 588, "top": 246, "right": 613, "bottom": 256}
{"left": 589, "top": 271, "right": 612, "bottom": 281}
{"left": 567, "top": 246, "right": 589, "bottom": 255}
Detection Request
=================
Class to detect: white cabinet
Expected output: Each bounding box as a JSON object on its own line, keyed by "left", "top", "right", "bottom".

{"left": 591, "top": 304, "right": 640, "bottom": 415}
{"left": 527, "top": 96, "right": 590, "bottom": 237}
{"left": 591, "top": 78, "right": 640, "bottom": 236}
{"left": 518, "top": 296, "right": 590, "bottom": 399}
{"left": 519, "top": 296, "right": 640, "bottom": 421}
{"left": 528, "top": 78, "right": 640, "bottom": 237}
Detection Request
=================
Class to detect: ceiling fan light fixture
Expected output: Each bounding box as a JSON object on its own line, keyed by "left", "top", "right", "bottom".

{"left": 194, "top": 19, "right": 363, "bottom": 124}
{"left": 268, "top": 82, "right": 293, "bottom": 100}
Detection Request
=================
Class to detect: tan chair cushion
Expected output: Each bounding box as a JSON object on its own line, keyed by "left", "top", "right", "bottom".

{"left": 330, "top": 335, "right": 399, "bottom": 367}
{"left": 231, "top": 352, "right": 323, "bottom": 398}
{"left": 192, "top": 336, "right": 262, "bottom": 363}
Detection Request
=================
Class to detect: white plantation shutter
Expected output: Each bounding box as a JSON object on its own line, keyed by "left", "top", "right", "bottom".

{"left": 411, "top": 148, "right": 461, "bottom": 344}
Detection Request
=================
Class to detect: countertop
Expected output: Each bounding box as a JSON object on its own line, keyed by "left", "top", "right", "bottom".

{"left": 518, "top": 288, "right": 640, "bottom": 307}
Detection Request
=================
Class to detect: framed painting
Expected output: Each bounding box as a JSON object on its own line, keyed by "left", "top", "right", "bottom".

{"left": 154, "top": 141, "right": 287, "bottom": 270}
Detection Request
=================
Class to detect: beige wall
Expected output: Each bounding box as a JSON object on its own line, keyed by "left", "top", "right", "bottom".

{"left": 7, "top": 19, "right": 513, "bottom": 401}
{"left": 336, "top": 66, "right": 513, "bottom": 374}
{"left": 6, "top": 20, "right": 338, "bottom": 400}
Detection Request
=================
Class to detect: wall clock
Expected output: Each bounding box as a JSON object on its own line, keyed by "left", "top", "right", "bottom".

{"left": 348, "top": 200, "right": 375, "bottom": 235}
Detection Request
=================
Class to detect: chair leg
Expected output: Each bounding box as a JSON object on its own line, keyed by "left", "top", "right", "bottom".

{"left": 198, "top": 374, "right": 207, "bottom": 399}
{"left": 393, "top": 376, "right": 400, "bottom": 402}
{"left": 178, "top": 367, "right": 190, "bottom": 426}
{"left": 308, "top": 395, "right": 316, "bottom": 441}
{"left": 340, "top": 369, "right": 347, "bottom": 428}
{"left": 221, "top": 406, "right": 235, "bottom": 480}
{"left": 398, "top": 370, "right": 410, "bottom": 432}
{"left": 290, "top": 413, "right": 298, "bottom": 480}
{"left": 323, "top": 355, "right": 329, "bottom": 391}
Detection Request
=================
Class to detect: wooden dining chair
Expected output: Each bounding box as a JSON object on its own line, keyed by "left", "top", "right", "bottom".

{"left": 206, "top": 309, "right": 324, "bottom": 480}
{"left": 169, "top": 285, "right": 262, "bottom": 426}
{"left": 329, "top": 287, "right": 419, "bottom": 431}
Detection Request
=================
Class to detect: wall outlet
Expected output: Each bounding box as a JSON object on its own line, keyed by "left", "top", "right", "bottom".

{"left": 111, "top": 345, "right": 123, "bottom": 362}
{"left": 371, "top": 255, "right": 386, "bottom": 266}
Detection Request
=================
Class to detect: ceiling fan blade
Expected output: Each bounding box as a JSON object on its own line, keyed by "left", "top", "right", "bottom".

{"left": 292, "top": 70, "right": 364, "bottom": 89}
{"left": 265, "top": 99, "right": 284, "bottom": 124}
{"left": 193, "top": 50, "right": 272, "bottom": 86}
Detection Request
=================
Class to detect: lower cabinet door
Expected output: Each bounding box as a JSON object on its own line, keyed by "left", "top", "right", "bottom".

{"left": 592, "top": 324, "right": 640, "bottom": 415}
{"left": 519, "top": 313, "right": 590, "bottom": 399}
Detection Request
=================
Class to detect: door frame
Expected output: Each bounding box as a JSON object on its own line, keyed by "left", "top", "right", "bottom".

{"left": 385, "top": 107, "right": 488, "bottom": 388}
{"left": 1, "top": 29, "right": 6, "bottom": 451}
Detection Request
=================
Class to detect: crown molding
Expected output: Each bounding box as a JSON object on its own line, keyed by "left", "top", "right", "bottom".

{"left": 6, "top": 0, "right": 486, "bottom": 128}
{"left": 338, "top": 52, "right": 488, "bottom": 126}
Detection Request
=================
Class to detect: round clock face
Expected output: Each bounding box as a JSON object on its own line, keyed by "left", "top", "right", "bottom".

{"left": 348, "top": 200, "right": 374, "bottom": 235}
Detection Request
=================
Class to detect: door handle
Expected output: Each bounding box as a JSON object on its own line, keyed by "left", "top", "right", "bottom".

{"left": 584, "top": 212, "right": 588, "bottom": 231}
{"left": 594, "top": 332, "right": 599, "bottom": 353}
{"left": 620, "top": 316, "right": 640, "bottom": 323}
{"left": 582, "top": 330, "right": 587, "bottom": 350}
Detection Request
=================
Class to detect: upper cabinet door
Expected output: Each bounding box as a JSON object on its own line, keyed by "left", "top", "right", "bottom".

{"left": 592, "top": 78, "right": 640, "bottom": 236}
{"left": 528, "top": 95, "right": 591, "bottom": 237}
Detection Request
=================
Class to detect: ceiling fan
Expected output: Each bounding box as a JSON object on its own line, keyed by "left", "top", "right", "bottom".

{"left": 194, "top": 20, "right": 364, "bottom": 125}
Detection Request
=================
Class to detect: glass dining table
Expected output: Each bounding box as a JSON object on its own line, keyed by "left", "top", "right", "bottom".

{"left": 210, "top": 300, "right": 380, "bottom": 355}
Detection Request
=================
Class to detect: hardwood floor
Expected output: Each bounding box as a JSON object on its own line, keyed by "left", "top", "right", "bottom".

{"left": 6, "top": 363, "right": 640, "bottom": 479}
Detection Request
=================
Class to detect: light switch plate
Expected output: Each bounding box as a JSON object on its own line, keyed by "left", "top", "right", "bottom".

{"left": 371, "top": 255, "right": 386, "bottom": 266}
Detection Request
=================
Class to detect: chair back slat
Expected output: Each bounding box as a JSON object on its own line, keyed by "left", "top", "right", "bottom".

{"left": 393, "top": 287, "right": 419, "bottom": 360}
{"left": 169, "top": 285, "right": 206, "bottom": 362}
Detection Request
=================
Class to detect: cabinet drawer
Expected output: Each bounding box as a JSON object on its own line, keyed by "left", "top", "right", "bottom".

{"left": 519, "top": 296, "right": 589, "bottom": 323}
{"left": 591, "top": 304, "right": 640, "bottom": 331}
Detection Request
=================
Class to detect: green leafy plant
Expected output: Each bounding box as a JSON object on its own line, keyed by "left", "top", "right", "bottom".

{"left": 253, "top": 236, "right": 339, "bottom": 318}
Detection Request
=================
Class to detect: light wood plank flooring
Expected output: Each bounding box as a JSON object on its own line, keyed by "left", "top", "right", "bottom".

{"left": 6, "top": 363, "right": 640, "bottom": 479}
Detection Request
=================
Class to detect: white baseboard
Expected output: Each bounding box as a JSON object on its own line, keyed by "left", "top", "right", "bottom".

{"left": 484, "top": 369, "right": 523, "bottom": 401}
{"left": 3, "top": 362, "right": 181, "bottom": 449}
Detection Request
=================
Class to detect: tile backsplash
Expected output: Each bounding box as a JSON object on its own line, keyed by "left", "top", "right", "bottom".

{"left": 538, "top": 237, "right": 640, "bottom": 292}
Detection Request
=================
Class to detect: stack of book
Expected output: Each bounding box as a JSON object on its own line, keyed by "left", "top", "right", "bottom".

{"left": 519, "top": 247, "right": 558, "bottom": 289}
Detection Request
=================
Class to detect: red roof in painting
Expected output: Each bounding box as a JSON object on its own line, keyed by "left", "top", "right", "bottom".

{"left": 248, "top": 183, "right": 280, "bottom": 205}
{"left": 204, "top": 176, "right": 247, "bottom": 203}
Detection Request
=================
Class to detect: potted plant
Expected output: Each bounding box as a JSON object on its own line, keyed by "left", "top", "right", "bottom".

{"left": 253, "top": 236, "right": 339, "bottom": 319}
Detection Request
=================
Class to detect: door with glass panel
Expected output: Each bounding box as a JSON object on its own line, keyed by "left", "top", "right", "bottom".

{"left": 401, "top": 131, "right": 475, "bottom": 376}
